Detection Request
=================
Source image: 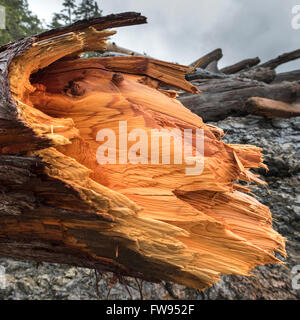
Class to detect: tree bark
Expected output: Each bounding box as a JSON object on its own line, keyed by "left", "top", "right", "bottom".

{"left": 0, "top": 13, "right": 285, "bottom": 291}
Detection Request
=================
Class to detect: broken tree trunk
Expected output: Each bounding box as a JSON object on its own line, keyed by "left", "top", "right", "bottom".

{"left": 0, "top": 13, "right": 285, "bottom": 291}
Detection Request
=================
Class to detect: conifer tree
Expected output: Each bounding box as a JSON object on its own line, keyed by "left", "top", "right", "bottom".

{"left": 75, "top": 0, "right": 102, "bottom": 20}
{"left": 0, "top": 0, "right": 44, "bottom": 45}
{"left": 48, "top": 0, "right": 77, "bottom": 29}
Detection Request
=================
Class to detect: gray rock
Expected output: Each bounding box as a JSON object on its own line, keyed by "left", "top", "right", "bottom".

{"left": 290, "top": 117, "right": 300, "bottom": 130}
{"left": 272, "top": 119, "right": 291, "bottom": 129}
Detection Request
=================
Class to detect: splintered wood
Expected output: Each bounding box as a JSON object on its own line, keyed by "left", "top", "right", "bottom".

{"left": 0, "top": 12, "right": 285, "bottom": 290}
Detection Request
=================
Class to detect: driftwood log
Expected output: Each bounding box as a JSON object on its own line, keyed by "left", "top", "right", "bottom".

{"left": 273, "top": 69, "right": 300, "bottom": 83}
{"left": 179, "top": 78, "right": 300, "bottom": 122}
{"left": 245, "top": 97, "right": 300, "bottom": 118}
{"left": 0, "top": 12, "right": 286, "bottom": 291}
{"left": 220, "top": 57, "right": 260, "bottom": 74}
{"left": 259, "top": 49, "right": 300, "bottom": 70}
{"left": 189, "top": 48, "right": 223, "bottom": 71}
{"left": 175, "top": 46, "right": 300, "bottom": 121}
{"left": 106, "top": 42, "right": 151, "bottom": 57}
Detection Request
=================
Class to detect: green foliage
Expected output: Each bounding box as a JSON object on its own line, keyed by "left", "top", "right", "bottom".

{"left": 49, "top": 0, "right": 102, "bottom": 29}
{"left": 0, "top": 0, "right": 44, "bottom": 46}
{"left": 62, "top": 0, "right": 77, "bottom": 23}
{"left": 75, "top": 0, "right": 102, "bottom": 20}
{"left": 0, "top": 0, "right": 103, "bottom": 47}
{"left": 48, "top": 0, "right": 77, "bottom": 28}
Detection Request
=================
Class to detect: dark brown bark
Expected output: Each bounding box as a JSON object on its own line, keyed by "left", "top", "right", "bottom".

{"left": 0, "top": 154, "right": 187, "bottom": 284}
{"left": 37, "top": 12, "right": 147, "bottom": 41}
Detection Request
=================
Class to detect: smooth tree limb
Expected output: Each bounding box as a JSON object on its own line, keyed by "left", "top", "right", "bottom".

{"left": 220, "top": 57, "right": 261, "bottom": 74}
{"left": 259, "top": 48, "right": 300, "bottom": 70}
{"left": 106, "top": 42, "right": 150, "bottom": 57}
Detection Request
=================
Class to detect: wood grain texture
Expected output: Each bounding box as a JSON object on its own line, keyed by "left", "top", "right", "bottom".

{"left": 0, "top": 13, "right": 286, "bottom": 290}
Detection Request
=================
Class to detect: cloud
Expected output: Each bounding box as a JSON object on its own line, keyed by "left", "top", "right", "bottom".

{"left": 28, "top": 0, "right": 300, "bottom": 72}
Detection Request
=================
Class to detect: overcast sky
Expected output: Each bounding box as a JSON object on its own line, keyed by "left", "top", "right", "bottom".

{"left": 28, "top": 0, "right": 300, "bottom": 72}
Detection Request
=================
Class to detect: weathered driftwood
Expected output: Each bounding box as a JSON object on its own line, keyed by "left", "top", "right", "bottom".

{"left": 106, "top": 42, "right": 149, "bottom": 57}
{"left": 0, "top": 13, "right": 285, "bottom": 291}
{"left": 186, "top": 47, "right": 300, "bottom": 89}
{"left": 179, "top": 78, "right": 300, "bottom": 121}
{"left": 272, "top": 69, "right": 300, "bottom": 83}
{"left": 205, "top": 60, "right": 220, "bottom": 73}
{"left": 182, "top": 48, "right": 300, "bottom": 121}
{"left": 238, "top": 67, "right": 276, "bottom": 84}
{"left": 187, "top": 66, "right": 276, "bottom": 84}
{"left": 185, "top": 68, "right": 228, "bottom": 81}
{"left": 189, "top": 48, "right": 223, "bottom": 71}
{"left": 220, "top": 57, "right": 260, "bottom": 74}
{"left": 259, "top": 49, "right": 300, "bottom": 70}
{"left": 245, "top": 97, "right": 300, "bottom": 118}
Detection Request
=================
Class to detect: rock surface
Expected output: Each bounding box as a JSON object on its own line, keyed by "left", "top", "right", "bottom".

{"left": 0, "top": 115, "right": 299, "bottom": 300}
